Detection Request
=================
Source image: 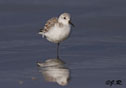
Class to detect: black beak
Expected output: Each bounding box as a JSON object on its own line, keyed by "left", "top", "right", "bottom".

{"left": 69, "top": 21, "right": 75, "bottom": 27}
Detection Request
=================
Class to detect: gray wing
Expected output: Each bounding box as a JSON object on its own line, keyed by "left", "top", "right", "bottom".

{"left": 40, "top": 17, "right": 58, "bottom": 33}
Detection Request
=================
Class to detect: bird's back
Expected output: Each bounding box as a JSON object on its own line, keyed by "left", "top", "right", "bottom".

{"left": 40, "top": 17, "right": 58, "bottom": 33}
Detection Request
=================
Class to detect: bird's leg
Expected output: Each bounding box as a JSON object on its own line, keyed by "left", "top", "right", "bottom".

{"left": 57, "top": 43, "right": 60, "bottom": 59}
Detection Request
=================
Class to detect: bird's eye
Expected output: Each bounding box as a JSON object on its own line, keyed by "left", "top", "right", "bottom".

{"left": 64, "top": 17, "right": 66, "bottom": 19}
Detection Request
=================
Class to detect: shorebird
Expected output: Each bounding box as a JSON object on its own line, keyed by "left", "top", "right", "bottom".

{"left": 38, "top": 13, "right": 74, "bottom": 58}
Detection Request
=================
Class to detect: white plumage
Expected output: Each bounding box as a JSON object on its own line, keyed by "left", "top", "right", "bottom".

{"left": 38, "top": 13, "right": 74, "bottom": 58}
{"left": 39, "top": 13, "right": 73, "bottom": 43}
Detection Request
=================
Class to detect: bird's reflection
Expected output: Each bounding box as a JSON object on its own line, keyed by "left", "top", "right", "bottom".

{"left": 37, "top": 58, "right": 70, "bottom": 86}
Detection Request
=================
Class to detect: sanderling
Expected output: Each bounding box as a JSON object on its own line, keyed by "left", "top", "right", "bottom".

{"left": 38, "top": 13, "right": 74, "bottom": 58}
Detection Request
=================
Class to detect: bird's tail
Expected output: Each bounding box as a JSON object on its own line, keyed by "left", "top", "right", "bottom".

{"left": 38, "top": 32, "right": 45, "bottom": 38}
{"left": 38, "top": 28, "right": 45, "bottom": 38}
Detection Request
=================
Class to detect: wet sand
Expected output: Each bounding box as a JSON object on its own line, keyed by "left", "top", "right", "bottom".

{"left": 0, "top": 0, "right": 126, "bottom": 88}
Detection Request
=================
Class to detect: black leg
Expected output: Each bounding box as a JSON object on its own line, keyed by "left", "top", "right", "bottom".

{"left": 57, "top": 43, "right": 59, "bottom": 58}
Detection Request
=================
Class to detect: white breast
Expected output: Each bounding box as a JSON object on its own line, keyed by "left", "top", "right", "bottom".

{"left": 45, "top": 24, "right": 71, "bottom": 43}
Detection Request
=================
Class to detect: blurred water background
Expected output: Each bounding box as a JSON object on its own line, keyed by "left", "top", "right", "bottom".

{"left": 0, "top": 0, "right": 126, "bottom": 88}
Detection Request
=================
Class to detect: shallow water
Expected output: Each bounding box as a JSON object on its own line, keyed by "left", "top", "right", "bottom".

{"left": 0, "top": 0, "right": 126, "bottom": 88}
